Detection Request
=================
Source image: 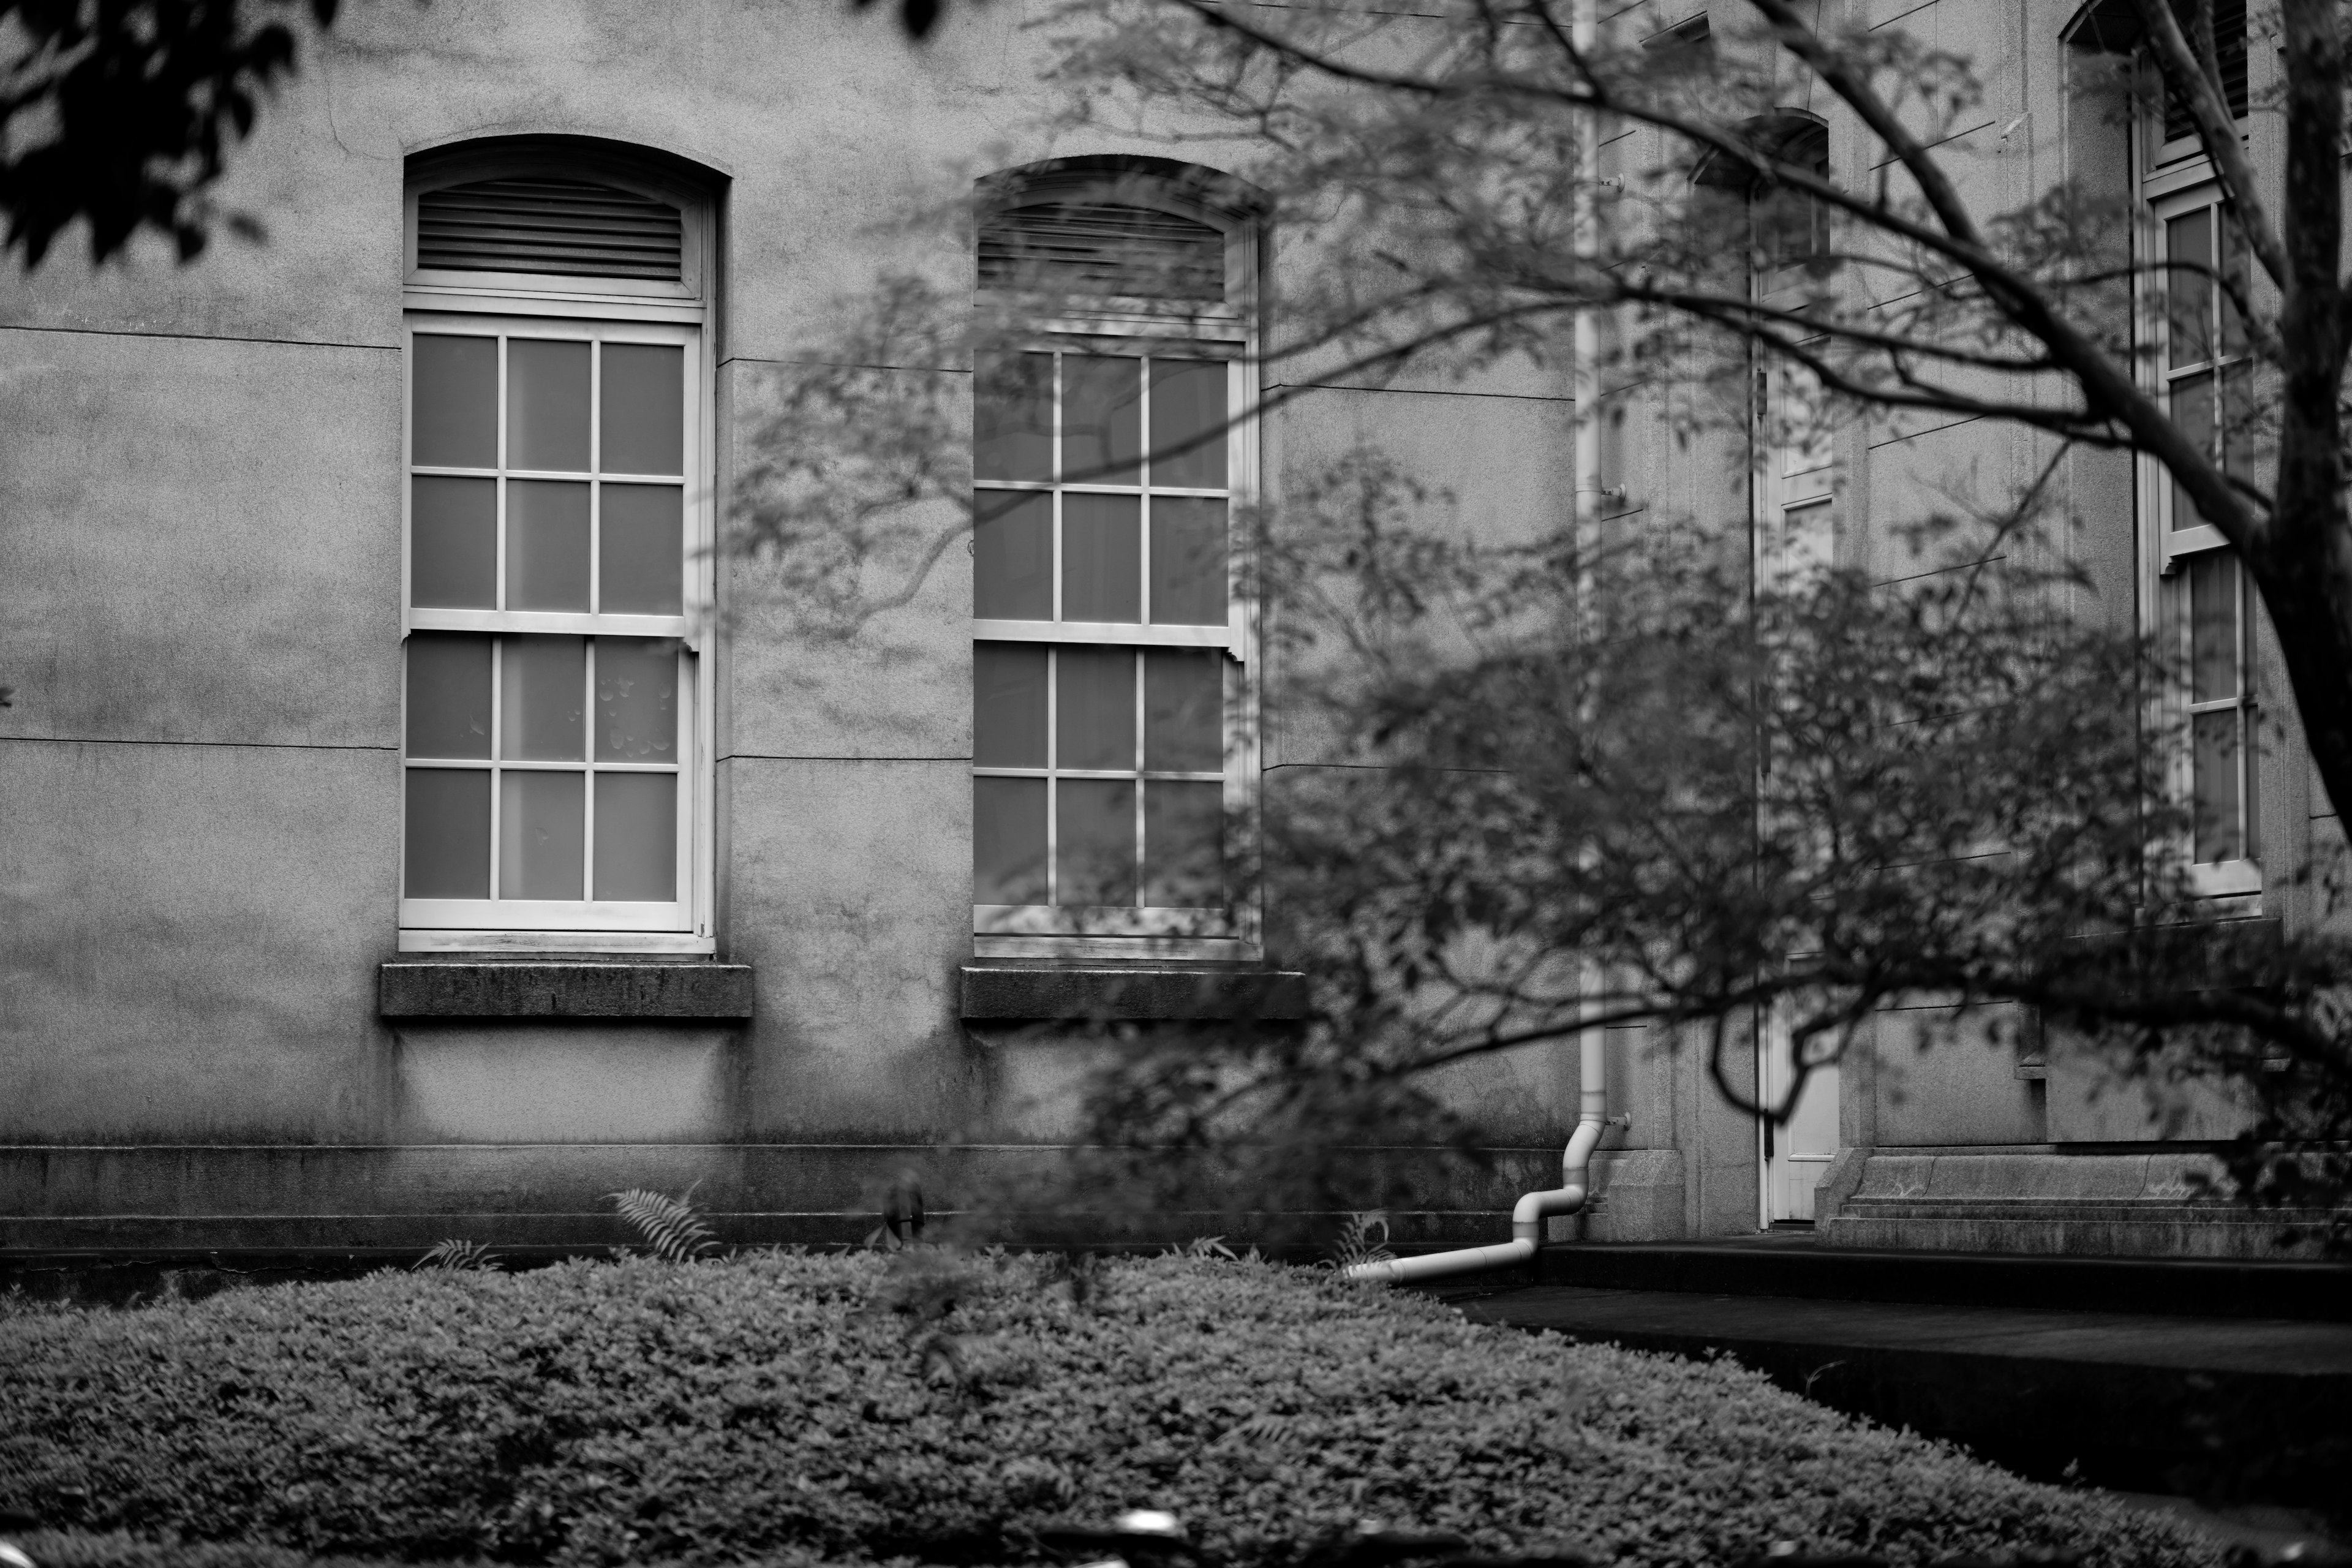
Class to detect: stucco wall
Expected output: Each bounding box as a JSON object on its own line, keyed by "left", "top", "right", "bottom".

{"left": 4, "top": 0, "right": 2317, "bottom": 1258}
{"left": 0, "top": 0, "right": 1613, "bottom": 1250}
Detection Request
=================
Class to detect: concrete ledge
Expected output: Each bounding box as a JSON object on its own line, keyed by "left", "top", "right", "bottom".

{"left": 1816, "top": 1148, "right": 2336, "bottom": 1259}
{"left": 959, "top": 965, "right": 1308, "bottom": 1021}
{"left": 380, "top": 962, "right": 754, "bottom": 1020}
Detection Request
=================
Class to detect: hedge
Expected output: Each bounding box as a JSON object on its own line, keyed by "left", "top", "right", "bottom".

{"left": 0, "top": 1251, "right": 2218, "bottom": 1568}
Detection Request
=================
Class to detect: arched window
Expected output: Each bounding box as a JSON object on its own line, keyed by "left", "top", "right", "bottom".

{"left": 967, "top": 159, "right": 1262, "bottom": 959}
{"left": 398, "top": 138, "right": 720, "bottom": 954}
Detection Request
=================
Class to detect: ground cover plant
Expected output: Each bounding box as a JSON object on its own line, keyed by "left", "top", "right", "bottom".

{"left": 0, "top": 1252, "right": 2218, "bottom": 1568}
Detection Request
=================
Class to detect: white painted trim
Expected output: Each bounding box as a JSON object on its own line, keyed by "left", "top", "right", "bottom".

{"left": 410, "top": 609, "right": 692, "bottom": 638}
{"left": 399, "top": 311, "right": 711, "bottom": 945}
{"left": 970, "top": 190, "right": 1264, "bottom": 962}
{"left": 972, "top": 618, "right": 1234, "bottom": 652}
{"left": 973, "top": 933, "right": 1256, "bottom": 962}
{"left": 399, "top": 928, "right": 716, "bottom": 955}
{"left": 2132, "top": 152, "right": 2264, "bottom": 897}
{"left": 405, "top": 286, "right": 706, "bottom": 324}
{"left": 975, "top": 903, "right": 1239, "bottom": 938}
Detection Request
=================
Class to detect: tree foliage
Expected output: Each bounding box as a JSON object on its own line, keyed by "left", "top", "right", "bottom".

{"left": 1, "top": 0, "right": 341, "bottom": 266}
{"left": 737, "top": 0, "right": 2352, "bottom": 1251}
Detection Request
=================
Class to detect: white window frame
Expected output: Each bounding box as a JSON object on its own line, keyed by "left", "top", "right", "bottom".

{"left": 2135, "top": 146, "right": 2260, "bottom": 900}
{"left": 398, "top": 158, "right": 715, "bottom": 955}
{"left": 971, "top": 186, "right": 1262, "bottom": 963}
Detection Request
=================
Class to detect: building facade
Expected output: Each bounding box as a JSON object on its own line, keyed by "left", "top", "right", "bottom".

{"left": 0, "top": 0, "right": 2320, "bottom": 1263}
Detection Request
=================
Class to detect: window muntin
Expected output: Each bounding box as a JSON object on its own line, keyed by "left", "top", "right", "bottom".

{"left": 2144, "top": 178, "right": 2260, "bottom": 892}
{"left": 401, "top": 312, "right": 702, "bottom": 938}
{"left": 972, "top": 347, "right": 1243, "bottom": 936}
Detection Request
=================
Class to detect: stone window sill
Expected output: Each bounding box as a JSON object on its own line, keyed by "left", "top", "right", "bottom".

{"left": 379, "top": 961, "right": 755, "bottom": 1020}
{"left": 960, "top": 965, "right": 1308, "bottom": 1022}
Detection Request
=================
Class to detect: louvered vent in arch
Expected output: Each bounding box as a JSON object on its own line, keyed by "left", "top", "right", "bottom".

{"left": 979, "top": 202, "right": 1224, "bottom": 303}
{"left": 2160, "top": 0, "right": 2247, "bottom": 143}
{"left": 417, "top": 177, "right": 682, "bottom": 281}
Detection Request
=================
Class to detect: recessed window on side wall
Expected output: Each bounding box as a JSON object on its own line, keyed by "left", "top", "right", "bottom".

{"left": 2139, "top": 149, "right": 2262, "bottom": 897}
{"left": 399, "top": 150, "right": 715, "bottom": 954}
{"left": 970, "top": 170, "right": 1259, "bottom": 961}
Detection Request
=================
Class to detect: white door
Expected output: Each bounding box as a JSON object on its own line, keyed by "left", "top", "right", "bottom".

{"left": 1760, "top": 1006, "right": 1840, "bottom": 1222}
{"left": 1755, "top": 361, "right": 1841, "bottom": 1224}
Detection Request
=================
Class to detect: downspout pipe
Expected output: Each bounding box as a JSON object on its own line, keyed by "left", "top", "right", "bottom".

{"left": 1344, "top": 1031, "right": 1614, "bottom": 1284}
{"left": 1346, "top": 0, "right": 1611, "bottom": 1291}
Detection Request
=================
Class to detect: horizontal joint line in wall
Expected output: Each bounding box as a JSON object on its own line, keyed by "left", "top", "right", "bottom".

{"left": 0, "top": 734, "right": 399, "bottom": 753}
{"left": 0, "top": 322, "right": 397, "bottom": 352}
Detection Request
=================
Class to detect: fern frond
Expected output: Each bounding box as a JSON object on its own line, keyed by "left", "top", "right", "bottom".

{"left": 1325, "top": 1210, "right": 1395, "bottom": 1270}
{"left": 607, "top": 1185, "right": 719, "bottom": 1263}
{"left": 413, "top": 1238, "right": 499, "bottom": 1272}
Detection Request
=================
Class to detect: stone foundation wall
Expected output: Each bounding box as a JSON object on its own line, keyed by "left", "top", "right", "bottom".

{"left": 1817, "top": 1147, "right": 2332, "bottom": 1258}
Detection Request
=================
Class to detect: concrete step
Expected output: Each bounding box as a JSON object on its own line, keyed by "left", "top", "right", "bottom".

{"left": 1417, "top": 1275, "right": 2352, "bottom": 1510}
{"left": 1529, "top": 1234, "right": 2352, "bottom": 1321}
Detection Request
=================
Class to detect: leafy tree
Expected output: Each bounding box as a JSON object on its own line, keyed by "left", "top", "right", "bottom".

{"left": 1, "top": 0, "right": 342, "bottom": 266}
{"left": 744, "top": 0, "right": 2352, "bottom": 1251}
{"left": 0, "top": 0, "right": 952, "bottom": 268}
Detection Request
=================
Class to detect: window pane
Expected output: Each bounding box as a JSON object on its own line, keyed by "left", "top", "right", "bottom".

{"left": 412, "top": 334, "right": 497, "bottom": 469}
{"left": 2193, "top": 709, "right": 2243, "bottom": 863}
{"left": 1145, "top": 650, "right": 1222, "bottom": 772}
{"left": 2219, "top": 213, "right": 2248, "bottom": 359}
{"left": 508, "top": 479, "right": 591, "bottom": 611}
{"left": 2221, "top": 361, "right": 2260, "bottom": 483}
{"left": 499, "top": 771, "right": 584, "bottom": 900}
{"left": 1057, "top": 646, "right": 1136, "bottom": 771}
{"left": 405, "top": 632, "right": 491, "bottom": 759}
{"left": 502, "top": 635, "right": 584, "bottom": 761}
{"left": 600, "top": 484, "right": 684, "bottom": 614}
{"left": 974, "top": 776, "right": 1047, "bottom": 905}
{"left": 1149, "top": 359, "right": 1227, "bottom": 489}
{"left": 1057, "top": 778, "right": 1136, "bottom": 906}
{"left": 600, "top": 342, "right": 684, "bottom": 477}
{"left": 2166, "top": 208, "right": 2214, "bottom": 368}
{"left": 974, "top": 352, "right": 1052, "bottom": 483}
{"left": 2169, "top": 372, "right": 2213, "bottom": 530}
{"left": 1144, "top": 779, "right": 1223, "bottom": 907}
{"left": 2189, "top": 552, "right": 2239, "bottom": 703}
{"left": 508, "top": 338, "right": 591, "bottom": 472}
{"left": 594, "top": 772, "right": 676, "bottom": 901}
{"left": 1063, "top": 355, "right": 1141, "bottom": 485}
{"left": 1063, "top": 492, "right": 1141, "bottom": 622}
{"left": 974, "top": 642, "right": 1047, "bottom": 769}
{"left": 595, "top": 639, "right": 678, "bottom": 761}
{"left": 410, "top": 476, "right": 497, "bottom": 608}
{"left": 974, "top": 492, "right": 1052, "bottom": 620}
{"left": 405, "top": 769, "right": 489, "bottom": 898}
{"left": 1149, "top": 497, "right": 1226, "bottom": 625}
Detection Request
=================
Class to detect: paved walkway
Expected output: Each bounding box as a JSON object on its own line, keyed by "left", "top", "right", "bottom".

{"left": 1412, "top": 1272, "right": 2352, "bottom": 1512}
